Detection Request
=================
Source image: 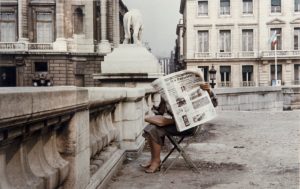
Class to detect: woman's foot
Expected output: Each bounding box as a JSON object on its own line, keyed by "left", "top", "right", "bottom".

{"left": 145, "top": 161, "right": 161, "bottom": 173}
{"left": 139, "top": 162, "right": 151, "bottom": 168}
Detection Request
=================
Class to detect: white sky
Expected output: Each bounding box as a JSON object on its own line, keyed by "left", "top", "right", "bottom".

{"left": 122, "top": 0, "right": 181, "bottom": 58}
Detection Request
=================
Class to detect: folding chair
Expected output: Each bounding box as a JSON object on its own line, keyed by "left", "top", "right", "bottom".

{"left": 160, "top": 126, "right": 202, "bottom": 174}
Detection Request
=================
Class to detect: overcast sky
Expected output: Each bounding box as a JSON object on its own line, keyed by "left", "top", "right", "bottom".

{"left": 122, "top": 0, "right": 181, "bottom": 58}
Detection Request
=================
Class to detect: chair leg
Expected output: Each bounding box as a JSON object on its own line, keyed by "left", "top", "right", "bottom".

{"left": 161, "top": 137, "right": 185, "bottom": 165}
{"left": 164, "top": 135, "right": 200, "bottom": 173}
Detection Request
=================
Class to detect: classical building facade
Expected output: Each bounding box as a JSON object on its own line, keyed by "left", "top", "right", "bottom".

{"left": 0, "top": 0, "right": 127, "bottom": 87}
{"left": 179, "top": 0, "right": 300, "bottom": 87}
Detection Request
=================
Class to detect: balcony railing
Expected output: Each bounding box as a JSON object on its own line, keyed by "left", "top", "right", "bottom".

{"left": 291, "top": 80, "right": 300, "bottom": 85}
{"left": 241, "top": 81, "right": 256, "bottom": 87}
{"left": 218, "top": 81, "right": 232, "bottom": 87}
{"left": 194, "top": 52, "right": 213, "bottom": 59}
{"left": 261, "top": 50, "right": 300, "bottom": 58}
{"left": 237, "top": 51, "right": 257, "bottom": 58}
{"left": 0, "top": 42, "right": 26, "bottom": 51}
{"left": 194, "top": 50, "right": 300, "bottom": 59}
{"left": 28, "top": 43, "right": 53, "bottom": 51}
{"left": 216, "top": 52, "right": 233, "bottom": 58}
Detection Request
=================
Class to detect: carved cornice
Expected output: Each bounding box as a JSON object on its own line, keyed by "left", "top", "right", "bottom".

{"left": 290, "top": 18, "right": 300, "bottom": 25}
{"left": 266, "top": 18, "right": 286, "bottom": 25}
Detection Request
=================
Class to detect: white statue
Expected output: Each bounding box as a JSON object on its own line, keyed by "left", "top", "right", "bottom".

{"left": 123, "top": 9, "right": 143, "bottom": 45}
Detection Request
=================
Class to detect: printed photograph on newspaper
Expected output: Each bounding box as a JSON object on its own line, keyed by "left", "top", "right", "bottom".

{"left": 152, "top": 69, "right": 217, "bottom": 132}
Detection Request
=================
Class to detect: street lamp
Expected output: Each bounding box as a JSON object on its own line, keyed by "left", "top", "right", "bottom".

{"left": 209, "top": 65, "right": 216, "bottom": 88}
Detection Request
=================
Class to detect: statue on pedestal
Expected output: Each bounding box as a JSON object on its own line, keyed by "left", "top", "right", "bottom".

{"left": 123, "top": 9, "right": 143, "bottom": 45}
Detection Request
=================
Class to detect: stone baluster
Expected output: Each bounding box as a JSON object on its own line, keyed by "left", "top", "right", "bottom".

{"left": 18, "top": 0, "right": 29, "bottom": 43}
{"left": 98, "top": 0, "right": 111, "bottom": 54}
{"left": 53, "top": 0, "right": 67, "bottom": 51}
{"left": 61, "top": 111, "right": 90, "bottom": 189}
{"left": 0, "top": 149, "right": 13, "bottom": 189}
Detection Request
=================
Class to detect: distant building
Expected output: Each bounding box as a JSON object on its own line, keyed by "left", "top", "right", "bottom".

{"left": 159, "top": 51, "right": 176, "bottom": 75}
{"left": 0, "top": 0, "right": 128, "bottom": 87}
{"left": 179, "top": 0, "right": 300, "bottom": 87}
{"left": 174, "top": 19, "right": 185, "bottom": 72}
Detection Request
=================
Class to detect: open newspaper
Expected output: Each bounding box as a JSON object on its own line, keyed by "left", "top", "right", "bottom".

{"left": 151, "top": 69, "right": 217, "bottom": 132}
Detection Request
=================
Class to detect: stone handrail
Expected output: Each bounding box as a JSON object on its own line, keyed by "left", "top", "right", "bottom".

{"left": 0, "top": 86, "right": 159, "bottom": 189}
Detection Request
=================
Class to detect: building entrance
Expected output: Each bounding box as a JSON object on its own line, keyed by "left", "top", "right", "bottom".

{"left": 0, "top": 67, "right": 16, "bottom": 87}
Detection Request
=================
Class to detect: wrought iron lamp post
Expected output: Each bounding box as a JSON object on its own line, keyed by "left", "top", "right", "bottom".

{"left": 209, "top": 65, "right": 216, "bottom": 88}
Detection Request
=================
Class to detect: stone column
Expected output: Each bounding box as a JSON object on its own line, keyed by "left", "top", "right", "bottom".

{"left": 113, "top": 0, "right": 120, "bottom": 47}
{"left": 18, "top": 0, "right": 29, "bottom": 43}
{"left": 98, "top": 0, "right": 112, "bottom": 54}
{"left": 53, "top": 0, "right": 67, "bottom": 51}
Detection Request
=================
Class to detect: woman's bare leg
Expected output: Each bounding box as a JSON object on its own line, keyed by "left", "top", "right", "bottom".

{"left": 145, "top": 137, "right": 161, "bottom": 173}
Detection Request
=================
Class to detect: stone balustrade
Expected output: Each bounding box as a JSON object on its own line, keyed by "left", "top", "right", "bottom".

{"left": 0, "top": 86, "right": 159, "bottom": 189}
{"left": 282, "top": 86, "right": 300, "bottom": 110}
{"left": 214, "top": 86, "right": 283, "bottom": 111}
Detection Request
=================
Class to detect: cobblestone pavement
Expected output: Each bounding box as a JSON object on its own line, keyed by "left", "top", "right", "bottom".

{"left": 107, "top": 111, "right": 300, "bottom": 189}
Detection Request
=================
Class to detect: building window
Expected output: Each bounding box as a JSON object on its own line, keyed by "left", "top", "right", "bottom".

{"left": 220, "top": 66, "right": 231, "bottom": 81}
{"left": 270, "top": 64, "right": 282, "bottom": 81}
{"left": 242, "top": 29, "right": 253, "bottom": 51}
{"left": 34, "top": 62, "right": 48, "bottom": 72}
{"left": 294, "top": 64, "right": 300, "bottom": 83}
{"left": 0, "top": 12, "right": 17, "bottom": 42}
{"left": 198, "top": 31, "right": 209, "bottom": 52}
{"left": 198, "top": 0, "right": 208, "bottom": 16}
{"left": 198, "top": 66, "right": 209, "bottom": 82}
{"left": 242, "top": 65, "right": 253, "bottom": 86}
{"left": 220, "top": 0, "right": 230, "bottom": 15}
{"left": 270, "top": 28, "right": 282, "bottom": 50}
{"left": 294, "top": 28, "right": 300, "bottom": 50}
{"left": 243, "top": 0, "right": 253, "bottom": 14}
{"left": 219, "top": 30, "right": 231, "bottom": 52}
{"left": 73, "top": 7, "right": 84, "bottom": 34}
{"left": 36, "top": 12, "right": 53, "bottom": 43}
{"left": 295, "top": 0, "right": 300, "bottom": 12}
{"left": 271, "top": 0, "right": 281, "bottom": 13}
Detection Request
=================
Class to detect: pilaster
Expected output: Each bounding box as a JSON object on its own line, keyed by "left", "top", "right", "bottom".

{"left": 98, "top": 0, "right": 112, "bottom": 54}
{"left": 53, "top": 0, "right": 67, "bottom": 51}
{"left": 18, "top": 0, "right": 29, "bottom": 42}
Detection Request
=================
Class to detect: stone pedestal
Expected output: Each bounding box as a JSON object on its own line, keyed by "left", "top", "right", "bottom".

{"left": 94, "top": 44, "right": 163, "bottom": 87}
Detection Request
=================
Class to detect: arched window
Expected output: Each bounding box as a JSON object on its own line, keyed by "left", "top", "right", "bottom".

{"left": 74, "top": 7, "right": 84, "bottom": 34}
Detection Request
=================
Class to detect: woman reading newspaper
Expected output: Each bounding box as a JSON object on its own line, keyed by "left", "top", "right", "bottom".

{"left": 142, "top": 70, "right": 218, "bottom": 173}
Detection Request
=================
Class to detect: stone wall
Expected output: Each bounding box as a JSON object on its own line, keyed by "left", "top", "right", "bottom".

{"left": 282, "top": 86, "right": 300, "bottom": 110}
{"left": 0, "top": 86, "right": 159, "bottom": 189}
{"left": 214, "top": 87, "right": 283, "bottom": 111}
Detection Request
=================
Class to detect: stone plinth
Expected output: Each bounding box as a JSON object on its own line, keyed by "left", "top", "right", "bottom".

{"left": 94, "top": 44, "right": 164, "bottom": 87}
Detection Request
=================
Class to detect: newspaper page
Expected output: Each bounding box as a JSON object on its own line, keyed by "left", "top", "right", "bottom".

{"left": 151, "top": 69, "right": 217, "bottom": 132}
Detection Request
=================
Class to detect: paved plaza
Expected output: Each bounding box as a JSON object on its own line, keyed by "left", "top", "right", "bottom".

{"left": 107, "top": 111, "right": 300, "bottom": 189}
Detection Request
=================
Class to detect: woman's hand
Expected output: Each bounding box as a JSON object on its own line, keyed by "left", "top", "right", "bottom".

{"left": 199, "top": 83, "right": 212, "bottom": 95}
